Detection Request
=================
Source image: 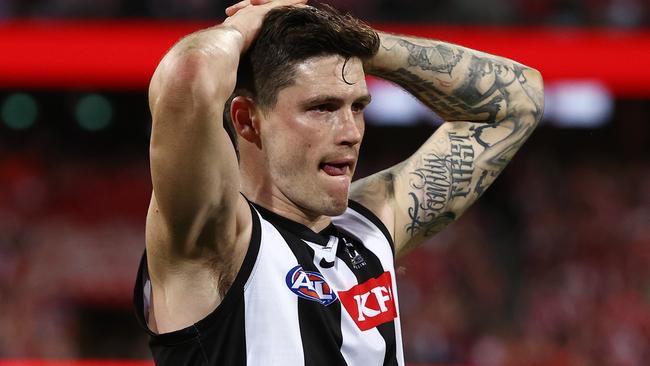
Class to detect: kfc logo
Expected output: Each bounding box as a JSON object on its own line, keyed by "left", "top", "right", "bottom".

{"left": 338, "top": 272, "right": 397, "bottom": 331}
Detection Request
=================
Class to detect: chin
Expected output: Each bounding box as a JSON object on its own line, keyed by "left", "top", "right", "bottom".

{"left": 303, "top": 192, "right": 348, "bottom": 217}
{"left": 293, "top": 175, "right": 351, "bottom": 216}
{"left": 322, "top": 192, "right": 350, "bottom": 216}
{"left": 326, "top": 198, "right": 348, "bottom": 216}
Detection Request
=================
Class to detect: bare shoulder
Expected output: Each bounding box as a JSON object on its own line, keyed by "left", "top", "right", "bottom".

{"left": 144, "top": 193, "right": 253, "bottom": 334}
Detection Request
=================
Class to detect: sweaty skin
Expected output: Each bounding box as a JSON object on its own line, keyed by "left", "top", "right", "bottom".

{"left": 144, "top": 0, "right": 544, "bottom": 335}
{"left": 146, "top": 0, "right": 309, "bottom": 334}
{"left": 239, "top": 56, "right": 370, "bottom": 227}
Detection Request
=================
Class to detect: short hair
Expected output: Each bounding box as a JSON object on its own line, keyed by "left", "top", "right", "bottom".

{"left": 223, "top": 4, "right": 380, "bottom": 157}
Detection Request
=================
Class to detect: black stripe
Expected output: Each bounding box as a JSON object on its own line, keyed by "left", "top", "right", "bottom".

{"left": 336, "top": 233, "right": 398, "bottom": 366}
{"left": 251, "top": 202, "right": 333, "bottom": 245}
{"left": 274, "top": 226, "right": 347, "bottom": 366}
{"left": 348, "top": 200, "right": 395, "bottom": 257}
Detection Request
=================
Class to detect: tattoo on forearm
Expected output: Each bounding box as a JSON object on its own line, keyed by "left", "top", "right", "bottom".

{"left": 378, "top": 67, "right": 504, "bottom": 123}
{"left": 384, "top": 40, "right": 464, "bottom": 76}
{"left": 376, "top": 36, "right": 544, "bottom": 124}
{"left": 381, "top": 35, "right": 544, "bottom": 240}
{"left": 406, "top": 132, "right": 475, "bottom": 238}
{"left": 406, "top": 192, "right": 456, "bottom": 239}
{"left": 448, "top": 132, "right": 474, "bottom": 198}
{"left": 407, "top": 153, "right": 450, "bottom": 229}
{"left": 473, "top": 170, "right": 489, "bottom": 197}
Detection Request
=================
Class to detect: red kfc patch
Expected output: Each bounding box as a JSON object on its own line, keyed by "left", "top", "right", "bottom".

{"left": 338, "top": 271, "right": 397, "bottom": 331}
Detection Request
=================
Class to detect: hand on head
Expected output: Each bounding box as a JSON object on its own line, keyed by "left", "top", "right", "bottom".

{"left": 224, "top": 0, "right": 309, "bottom": 51}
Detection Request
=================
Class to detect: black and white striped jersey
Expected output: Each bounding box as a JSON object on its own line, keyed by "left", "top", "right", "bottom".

{"left": 134, "top": 199, "right": 405, "bottom": 366}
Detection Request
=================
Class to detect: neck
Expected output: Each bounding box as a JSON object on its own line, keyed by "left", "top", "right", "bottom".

{"left": 242, "top": 183, "right": 332, "bottom": 233}
{"left": 238, "top": 144, "right": 333, "bottom": 233}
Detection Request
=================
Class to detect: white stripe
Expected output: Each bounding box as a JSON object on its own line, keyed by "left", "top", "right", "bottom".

{"left": 245, "top": 211, "right": 304, "bottom": 366}
{"left": 333, "top": 208, "right": 405, "bottom": 366}
{"left": 306, "top": 239, "right": 387, "bottom": 366}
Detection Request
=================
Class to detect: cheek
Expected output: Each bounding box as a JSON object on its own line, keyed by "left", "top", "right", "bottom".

{"left": 288, "top": 120, "right": 326, "bottom": 151}
{"left": 266, "top": 133, "right": 312, "bottom": 173}
{"left": 268, "top": 113, "right": 327, "bottom": 164}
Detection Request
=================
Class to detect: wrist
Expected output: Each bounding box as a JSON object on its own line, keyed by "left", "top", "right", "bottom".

{"left": 220, "top": 20, "right": 250, "bottom": 53}
{"left": 362, "top": 31, "right": 393, "bottom": 76}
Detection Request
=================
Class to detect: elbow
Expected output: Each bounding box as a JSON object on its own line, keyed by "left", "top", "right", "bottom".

{"left": 514, "top": 68, "right": 544, "bottom": 125}
{"left": 156, "top": 51, "right": 217, "bottom": 101}
{"left": 527, "top": 68, "right": 545, "bottom": 123}
{"left": 165, "top": 51, "right": 211, "bottom": 86}
{"left": 150, "top": 49, "right": 236, "bottom": 114}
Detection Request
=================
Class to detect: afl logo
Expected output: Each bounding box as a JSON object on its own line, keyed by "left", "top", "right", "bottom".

{"left": 285, "top": 265, "right": 337, "bottom": 306}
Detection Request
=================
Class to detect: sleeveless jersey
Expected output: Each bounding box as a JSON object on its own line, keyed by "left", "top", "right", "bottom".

{"left": 133, "top": 199, "right": 405, "bottom": 366}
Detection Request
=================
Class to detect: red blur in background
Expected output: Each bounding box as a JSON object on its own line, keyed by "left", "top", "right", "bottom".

{"left": 1, "top": 21, "right": 650, "bottom": 96}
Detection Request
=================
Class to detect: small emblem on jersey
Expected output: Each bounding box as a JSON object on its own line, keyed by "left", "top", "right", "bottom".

{"left": 341, "top": 237, "right": 366, "bottom": 269}
{"left": 285, "top": 265, "right": 338, "bottom": 306}
{"left": 338, "top": 271, "right": 397, "bottom": 331}
{"left": 319, "top": 257, "right": 335, "bottom": 268}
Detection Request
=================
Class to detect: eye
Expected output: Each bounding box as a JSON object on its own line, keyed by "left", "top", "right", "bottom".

{"left": 309, "top": 103, "right": 338, "bottom": 113}
{"left": 352, "top": 102, "right": 368, "bottom": 113}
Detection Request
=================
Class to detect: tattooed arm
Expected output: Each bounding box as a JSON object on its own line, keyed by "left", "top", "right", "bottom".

{"left": 349, "top": 32, "right": 544, "bottom": 257}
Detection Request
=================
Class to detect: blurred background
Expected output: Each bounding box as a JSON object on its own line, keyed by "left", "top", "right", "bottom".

{"left": 1, "top": 1, "right": 649, "bottom": 365}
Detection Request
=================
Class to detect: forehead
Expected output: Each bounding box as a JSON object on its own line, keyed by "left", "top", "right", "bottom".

{"left": 278, "top": 55, "right": 368, "bottom": 102}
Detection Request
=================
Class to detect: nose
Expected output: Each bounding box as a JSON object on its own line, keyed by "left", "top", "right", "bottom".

{"left": 336, "top": 109, "right": 363, "bottom": 146}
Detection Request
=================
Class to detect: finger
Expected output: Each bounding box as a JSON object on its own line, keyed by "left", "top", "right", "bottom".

{"left": 225, "top": 0, "right": 250, "bottom": 16}
{"left": 225, "top": 1, "right": 249, "bottom": 16}
{"left": 251, "top": 0, "right": 306, "bottom": 5}
{"left": 257, "top": 0, "right": 308, "bottom": 8}
{"left": 226, "top": 0, "right": 307, "bottom": 18}
{"left": 277, "top": 0, "right": 308, "bottom": 5}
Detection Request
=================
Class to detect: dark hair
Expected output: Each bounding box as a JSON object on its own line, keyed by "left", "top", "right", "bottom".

{"left": 223, "top": 4, "right": 380, "bottom": 156}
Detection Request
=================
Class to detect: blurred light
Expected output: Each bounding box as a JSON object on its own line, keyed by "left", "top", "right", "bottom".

{"left": 544, "top": 80, "right": 614, "bottom": 128}
{"left": 1, "top": 93, "right": 38, "bottom": 130}
{"left": 75, "top": 94, "right": 113, "bottom": 131}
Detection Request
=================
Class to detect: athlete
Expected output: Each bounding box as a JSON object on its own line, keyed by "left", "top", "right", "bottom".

{"left": 133, "top": 0, "right": 544, "bottom": 365}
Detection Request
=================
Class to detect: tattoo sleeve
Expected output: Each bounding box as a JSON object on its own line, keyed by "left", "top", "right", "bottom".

{"left": 367, "top": 33, "right": 544, "bottom": 249}
{"left": 367, "top": 35, "right": 543, "bottom": 123}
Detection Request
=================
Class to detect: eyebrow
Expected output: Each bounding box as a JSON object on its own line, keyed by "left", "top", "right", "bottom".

{"left": 301, "top": 94, "right": 372, "bottom": 107}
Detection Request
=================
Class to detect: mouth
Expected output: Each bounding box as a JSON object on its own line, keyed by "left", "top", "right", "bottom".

{"left": 319, "top": 158, "right": 354, "bottom": 177}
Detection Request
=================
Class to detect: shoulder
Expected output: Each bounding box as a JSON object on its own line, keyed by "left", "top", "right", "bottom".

{"left": 142, "top": 194, "right": 256, "bottom": 334}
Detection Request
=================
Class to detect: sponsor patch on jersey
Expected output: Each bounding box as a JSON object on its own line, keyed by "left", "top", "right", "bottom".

{"left": 338, "top": 271, "right": 397, "bottom": 331}
{"left": 285, "top": 265, "right": 338, "bottom": 306}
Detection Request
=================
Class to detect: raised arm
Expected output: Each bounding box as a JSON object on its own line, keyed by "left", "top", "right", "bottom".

{"left": 145, "top": 0, "right": 305, "bottom": 333}
{"left": 147, "top": 24, "right": 243, "bottom": 251}
{"left": 351, "top": 32, "right": 544, "bottom": 257}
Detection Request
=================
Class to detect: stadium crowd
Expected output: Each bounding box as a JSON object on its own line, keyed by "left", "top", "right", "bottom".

{"left": 0, "top": 121, "right": 648, "bottom": 365}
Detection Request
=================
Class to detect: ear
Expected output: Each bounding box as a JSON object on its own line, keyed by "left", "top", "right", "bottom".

{"left": 230, "top": 96, "right": 261, "bottom": 148}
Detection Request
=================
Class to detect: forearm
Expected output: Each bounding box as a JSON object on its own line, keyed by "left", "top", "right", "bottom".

{"left": 365, "top": 32, "right": 544, "bottom": 254}
{"left": 364, "top": 32, "right": 544, "bottom": 124}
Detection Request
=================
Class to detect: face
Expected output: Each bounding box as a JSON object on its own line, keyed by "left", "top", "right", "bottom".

{"left": 258, "top": 55, "right": 370, "bottom": 217}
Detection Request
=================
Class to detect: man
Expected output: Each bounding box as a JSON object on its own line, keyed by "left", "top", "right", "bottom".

{"left": 133, "top": 0, "right": 544, "bottom": 365}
